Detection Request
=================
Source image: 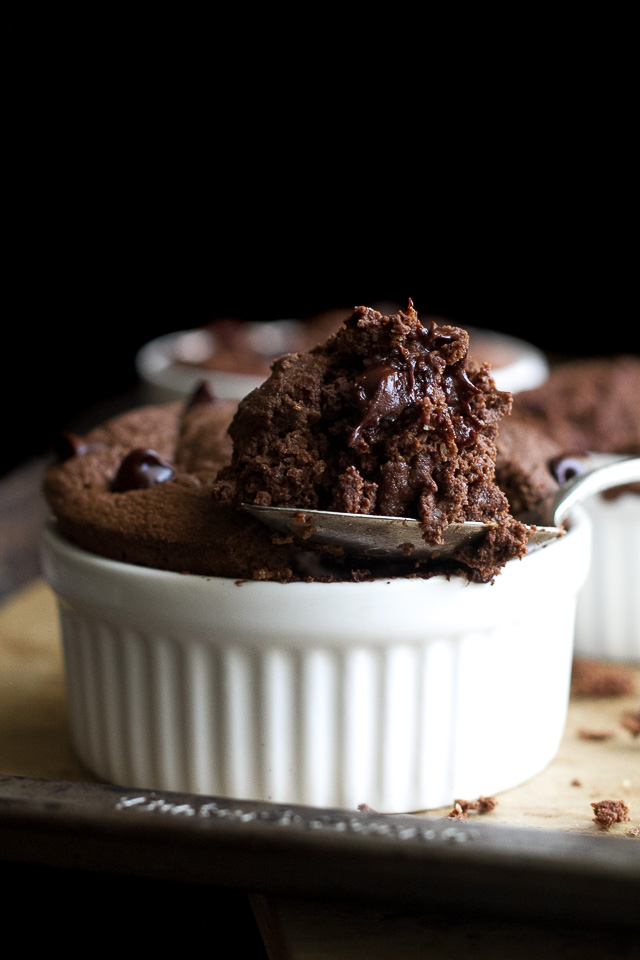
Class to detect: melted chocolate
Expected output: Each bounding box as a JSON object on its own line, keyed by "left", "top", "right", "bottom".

{"left": 418, "top": 317, "right": 457, "bottom": 348}
{"left": 350, "top": 345, "right": 482, "bottom": 451}
{"left": 112, "top": 449, "right": 174, "bottom": 492}
{"left": 443, "top": 360, "right": 483, "bottom": 447}
{"left": 54, "top": 432, "right": 105, "bottom": 462}
{"left": 350, "top": 363, "right": 418, "bottom": 447}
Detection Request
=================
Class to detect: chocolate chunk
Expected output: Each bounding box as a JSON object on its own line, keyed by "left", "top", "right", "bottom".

{"left": 112, "top": 448, "right": 174, "bottom": 492}
{"left": 186, "top": 379, "right": 217, "bottom": 409}
{"left": 351, "top": 363, "right": 416, "bottom": 447}
{"left": 548, "top": 453, "right": 588, "bottom": 485}
{"left": 54, "top": 432, "right": 94, "bottom": 461}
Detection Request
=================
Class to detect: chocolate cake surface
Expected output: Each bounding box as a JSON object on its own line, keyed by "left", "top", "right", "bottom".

{"left": 512, "top": 355, "right": 640, "bottom": 502}
{"left": 495, "top": 411, "right": 563, "bottom": 517}
{"left": 43, "top": 387, "right": 297, "bottom": 581}
{"left": 214, "top": 302, "right": 530, "bottom": 582}
{"left": 515, "top": 355, "right": 640, "bottom": 456}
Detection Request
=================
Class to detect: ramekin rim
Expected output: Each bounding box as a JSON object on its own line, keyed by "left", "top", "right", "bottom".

{"left": 40, "top": 506, "right": 589, "bottom": 593}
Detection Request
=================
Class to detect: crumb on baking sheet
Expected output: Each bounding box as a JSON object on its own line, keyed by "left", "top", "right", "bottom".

{"left": 571, "top": 657, "right": 636, "bottom": 698}
{"left": 577, "top": 728, "right": 615, "bottom": 741}
{"left": 444, "top": 796, "right": 498, "bottom": 820}
{"left": 591, "top": 799, "right": 631, "bottom": 829}
{"left": 620, "top": 709, "right": 640, "bottom": 738}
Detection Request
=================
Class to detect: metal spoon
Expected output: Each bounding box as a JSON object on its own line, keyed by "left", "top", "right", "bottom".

{"left": 242, "top": 455, "right": 640, "bottom": 561}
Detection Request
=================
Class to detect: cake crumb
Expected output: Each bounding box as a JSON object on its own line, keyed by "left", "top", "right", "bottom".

{"left": 571, "top": 658, "right": 636, "bottom": 698}
{"left": 444, "top": 796, "right": 498, "bottom": 819}
{"left": 444, "top": 802, "right": 466, "bottom": 820}
{"left": 591, "top": 799, "right": 631, "bottom": 829}
{"left": 620, "top": 709, "right": 640, "bottom": 738}
{"left": 571, "top": 778, "right": 582, "bottom": 787}
{"left": 577, "top": 728, "right": 615, "bottom": 741}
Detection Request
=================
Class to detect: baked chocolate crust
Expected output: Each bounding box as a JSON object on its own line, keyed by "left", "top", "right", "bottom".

{"left": 495, "top": 411, "right": 563, "bottom": 517}
{"left": 515, "top": 355, "right": 640, "bottom": 456}
{"left": 43, "top": 395, "right": 297, "bottom": 581}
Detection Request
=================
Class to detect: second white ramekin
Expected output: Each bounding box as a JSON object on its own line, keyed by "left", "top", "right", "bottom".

{"left": 465, "top": 325, "right": 549, "bottom": 394}
{"left": 573, "top": 490, "right": 640, "bottom": 662}
{"left": 40, "top": 509, "right": 590, "bottom": 813}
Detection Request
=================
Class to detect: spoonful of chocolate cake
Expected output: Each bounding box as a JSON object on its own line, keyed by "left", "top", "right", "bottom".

{"left": 242, "top": 453, "right": 640, "bottom": 562}
{"left": 214, "top": 301, "right": 637, "bottom": 582}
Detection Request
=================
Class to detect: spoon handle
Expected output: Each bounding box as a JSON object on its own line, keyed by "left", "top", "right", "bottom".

{"left": 550, "top": 454, "right": 640, "bottom": 527}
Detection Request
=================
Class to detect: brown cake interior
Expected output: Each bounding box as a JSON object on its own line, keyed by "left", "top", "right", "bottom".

{"left": 214, "top": 302, "right": 530, "bottom": 581}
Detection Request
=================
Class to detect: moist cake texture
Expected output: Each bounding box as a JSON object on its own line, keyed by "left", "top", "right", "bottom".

{"left": 214, "top": 301, "right": 530, "bottom": 581}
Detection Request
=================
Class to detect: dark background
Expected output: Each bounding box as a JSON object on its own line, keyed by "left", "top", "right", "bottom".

{"left": 6, "top": 232, "right": 638, "bottom": 479}
{"left": 5, "top": 66, "right": 638, "bottom": 479}
{"left": 5, "top": 27, "right": 639, "bottom": 480}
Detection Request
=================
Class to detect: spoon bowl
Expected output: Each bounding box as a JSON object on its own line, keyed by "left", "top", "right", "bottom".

{"left": 243, "top": 455, "right": 640, "bottom": 561}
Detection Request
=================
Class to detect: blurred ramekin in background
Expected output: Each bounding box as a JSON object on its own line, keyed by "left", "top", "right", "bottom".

{"left": 135, "top": 317, "right": 549, "bottom": 404}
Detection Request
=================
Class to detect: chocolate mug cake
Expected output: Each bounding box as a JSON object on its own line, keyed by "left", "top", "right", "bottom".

{"left": 40, "top": 300, "right": 593, "bottom": 810}
{"left": 46, "top": 302, "right": 537, "bottom": 584}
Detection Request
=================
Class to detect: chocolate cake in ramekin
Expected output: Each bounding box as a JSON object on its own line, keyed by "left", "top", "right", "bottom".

{"left": 41, "top": 304, "right": 590, "bottom": 811}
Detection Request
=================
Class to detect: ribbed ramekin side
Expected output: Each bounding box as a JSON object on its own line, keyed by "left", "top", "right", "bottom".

{"left": 56, "top": 600, "right": 575, "bottom": 812}
{"left": 574, "top": 495, "right": 640, "bottom": 661}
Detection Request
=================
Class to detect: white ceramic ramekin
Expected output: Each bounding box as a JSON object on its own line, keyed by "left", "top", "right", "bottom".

{"left": 465, "top": 326, "right": 549, "bottom": 394}
{"left": 134, "top": 326, "right": 292, "bottom": 403}
{"left": 135, "top": 324, "right": 549, "bottom": 404}
{"left": 573, "top": 490, "right": 640, "bottom": 662}
{"left": 40, "top": 509, "right": 590, "bottom": 813}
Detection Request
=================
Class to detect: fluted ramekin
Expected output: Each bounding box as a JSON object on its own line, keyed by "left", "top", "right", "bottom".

{"left": 573, "top": 490, "right": 640, "bottom": 662}
{"left": 40, "top": 509, "right": 590, "bottom": 813}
